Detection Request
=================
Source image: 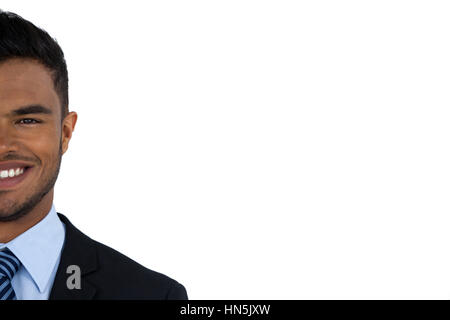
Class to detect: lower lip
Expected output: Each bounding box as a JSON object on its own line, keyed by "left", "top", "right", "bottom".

{"left": 0, "top": 167, "right": 33, "bottom": 189}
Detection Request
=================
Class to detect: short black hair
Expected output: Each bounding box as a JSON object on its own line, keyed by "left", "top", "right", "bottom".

{"left": 0, "top": 10, "right": 68, "bottom": 120}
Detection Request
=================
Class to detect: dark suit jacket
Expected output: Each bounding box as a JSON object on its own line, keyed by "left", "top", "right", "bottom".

{"left": 48, "top": 213, "right": 188, "bottom": 300}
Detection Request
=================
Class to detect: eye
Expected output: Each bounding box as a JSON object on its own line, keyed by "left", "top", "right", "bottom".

{"left": 17, "top": 118, "right": 41, "bottom": 125}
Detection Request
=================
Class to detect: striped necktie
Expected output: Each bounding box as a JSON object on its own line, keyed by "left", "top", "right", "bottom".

{"left": 0, "top": 248, "right": 21, "bottom": 300}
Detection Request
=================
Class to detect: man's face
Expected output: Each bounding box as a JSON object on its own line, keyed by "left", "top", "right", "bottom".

{"left": 0, "top": 58, "right": 76, "bottom": 221}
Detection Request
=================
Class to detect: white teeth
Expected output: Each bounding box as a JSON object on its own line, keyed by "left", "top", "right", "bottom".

{"left": 0, "top": 167, "right": 26, "bottom": 179}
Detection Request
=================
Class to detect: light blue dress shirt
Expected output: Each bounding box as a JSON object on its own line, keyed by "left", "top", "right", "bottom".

{"left": 0, "top": 204, "right": 65, "bottom": 300}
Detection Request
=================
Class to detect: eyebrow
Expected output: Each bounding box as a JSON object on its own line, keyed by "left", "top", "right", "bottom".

{"left": 11, "top": 104, "right": 53, "bottom": 116}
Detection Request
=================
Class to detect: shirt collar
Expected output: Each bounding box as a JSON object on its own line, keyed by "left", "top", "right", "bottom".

{"left": 0, "top": 204, "right": 65, "bottom": 293}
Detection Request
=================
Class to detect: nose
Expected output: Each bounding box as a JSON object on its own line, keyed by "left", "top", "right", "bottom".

{"left": 0, "top": 123, "right": 19, "bottom": 154}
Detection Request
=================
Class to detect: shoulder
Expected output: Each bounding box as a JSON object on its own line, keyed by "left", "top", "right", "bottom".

{"left": 56, "top": 213, "right": 188, "bottom": 300}
{"left": 90, "top": 238, "right": 188, "bottom": 299}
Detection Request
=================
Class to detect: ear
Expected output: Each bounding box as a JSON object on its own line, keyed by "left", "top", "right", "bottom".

{"left": 61, "top": 111, "right": 78, "bottom": 155}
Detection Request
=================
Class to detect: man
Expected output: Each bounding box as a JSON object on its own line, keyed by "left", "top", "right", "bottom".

{"left": 0, "top": 10, "right": 187, "bottom": 300}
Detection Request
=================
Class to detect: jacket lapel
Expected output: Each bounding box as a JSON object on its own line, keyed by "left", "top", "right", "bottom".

{"left": 49, "top": 213, "right": 98, "bottom": 300}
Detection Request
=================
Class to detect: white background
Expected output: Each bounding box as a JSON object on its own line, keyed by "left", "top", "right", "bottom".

{"left": 2, "top": 0, "right": 450, "bottom": 299}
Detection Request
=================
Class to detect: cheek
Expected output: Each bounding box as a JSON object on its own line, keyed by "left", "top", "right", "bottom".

{"left": 23, "top": 135, "right": 61, "bottom": 165}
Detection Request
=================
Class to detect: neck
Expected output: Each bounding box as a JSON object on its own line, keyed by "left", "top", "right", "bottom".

{"left": 0, "top": 190, "right": 54, "bottom": 243}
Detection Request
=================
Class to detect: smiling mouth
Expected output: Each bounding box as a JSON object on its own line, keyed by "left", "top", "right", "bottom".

{"left": 0, "top": 166, "right": 33, "bottom": 189}
{"left": 0, "top": 167, "right": 27, "bottom": 179}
